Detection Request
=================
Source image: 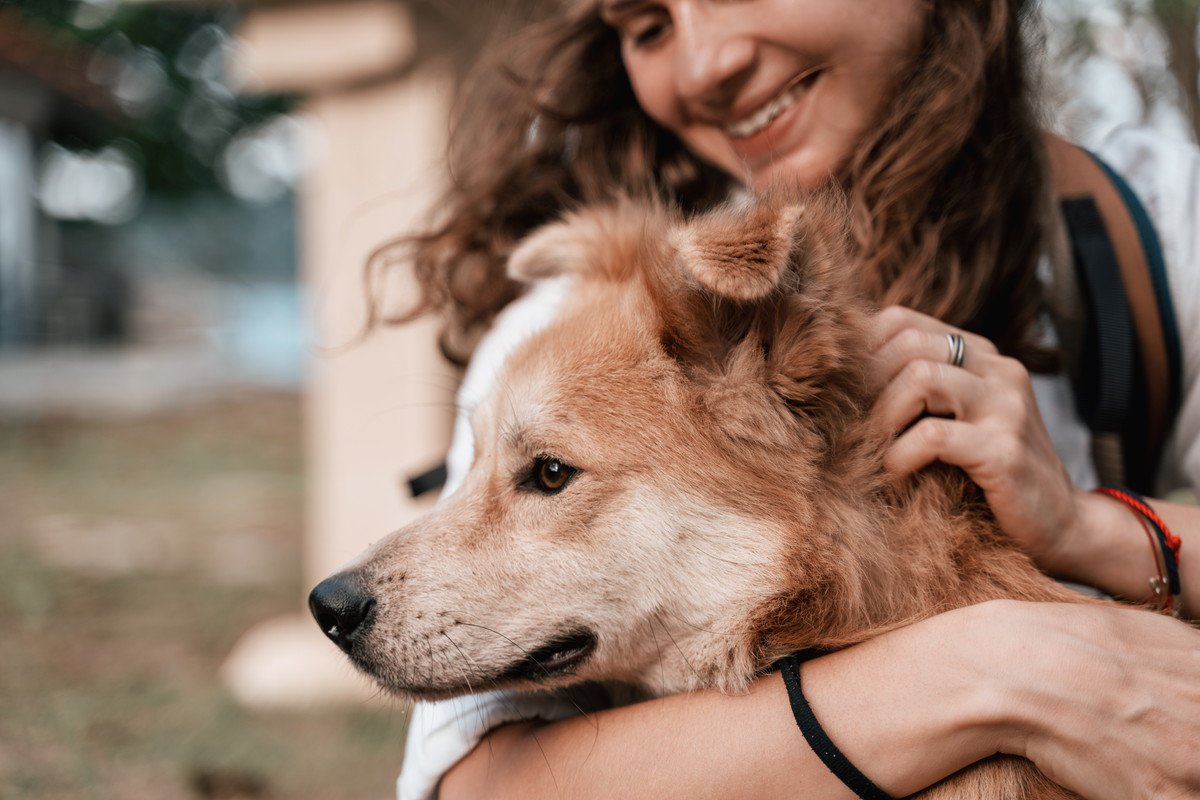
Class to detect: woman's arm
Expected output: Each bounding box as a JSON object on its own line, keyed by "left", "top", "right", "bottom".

{"left": 441, "top": 601, "right": 1008, "bottom": 800}
{"left": 440, "top": 600, "right": 1200, "bottom": 800}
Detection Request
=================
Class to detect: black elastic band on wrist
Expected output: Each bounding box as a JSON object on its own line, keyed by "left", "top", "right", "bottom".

{"left": 780, "top": 651, "right": 895, "bottom": 800}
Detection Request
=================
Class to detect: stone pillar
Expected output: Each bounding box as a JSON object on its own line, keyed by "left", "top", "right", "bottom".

{"left": 220, "top": 0, "right": 458, "bottom": 707}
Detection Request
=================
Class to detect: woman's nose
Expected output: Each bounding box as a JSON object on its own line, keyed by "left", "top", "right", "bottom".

{"left": 673, "top": 4, "right": 756, "bottom": 107}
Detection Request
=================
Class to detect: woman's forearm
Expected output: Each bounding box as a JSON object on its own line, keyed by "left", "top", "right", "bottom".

{"left": 441, "top": 600, "right": 1200, "bottom": 800}
{"left": 440, "top": 603, "right": 1010, "bottom": 800}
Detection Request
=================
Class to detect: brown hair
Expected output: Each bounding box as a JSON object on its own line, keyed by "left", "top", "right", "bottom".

{"left": 374, "top": 0, "right": 1052, "bottom": 370}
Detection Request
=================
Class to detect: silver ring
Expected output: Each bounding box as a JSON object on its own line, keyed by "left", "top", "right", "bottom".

{"left": 946, "top": 333, "right": 965, "bottom": 368}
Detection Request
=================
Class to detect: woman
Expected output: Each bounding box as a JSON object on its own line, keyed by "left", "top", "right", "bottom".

{"left": 388, "top": 0, "right": 1200, "bottom": 797}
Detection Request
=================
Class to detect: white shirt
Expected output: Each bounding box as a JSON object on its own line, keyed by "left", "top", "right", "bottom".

{"left": 396, "top": 126, "right": 1200, "bottom": 800}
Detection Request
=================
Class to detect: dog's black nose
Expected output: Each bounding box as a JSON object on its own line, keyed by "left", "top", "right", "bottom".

{"left": 308, "top": 573, "right": 375, "bottom": 651}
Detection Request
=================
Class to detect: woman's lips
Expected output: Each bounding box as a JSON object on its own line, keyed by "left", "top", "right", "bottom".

{"left": 725, "top": 70, "right": 822, "bottom": 167}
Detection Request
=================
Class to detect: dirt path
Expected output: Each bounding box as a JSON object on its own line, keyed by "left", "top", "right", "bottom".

{"left": 0, "top": 392, "right": 407, "bottom": 800}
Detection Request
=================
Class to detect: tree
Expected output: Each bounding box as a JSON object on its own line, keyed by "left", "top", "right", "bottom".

{"left": 8, "top": 0, "right": 292, "bottom": 199}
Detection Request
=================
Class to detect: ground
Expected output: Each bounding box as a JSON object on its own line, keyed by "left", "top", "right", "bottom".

{"left": 0, "top": 392, "right": 408, "bottom": 800}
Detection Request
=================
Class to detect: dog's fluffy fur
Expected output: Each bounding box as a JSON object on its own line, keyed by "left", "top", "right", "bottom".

{"left": 332, "top": 197, "right": 1096, "bottom": 798}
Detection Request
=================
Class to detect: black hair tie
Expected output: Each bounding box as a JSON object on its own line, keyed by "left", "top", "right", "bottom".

{"left": 780, "top": 650, "right": 895, "bottom": 800}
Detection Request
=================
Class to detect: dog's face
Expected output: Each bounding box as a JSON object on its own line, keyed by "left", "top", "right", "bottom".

{"left": 311, "top": 197, "right": 876, "bottom": 699}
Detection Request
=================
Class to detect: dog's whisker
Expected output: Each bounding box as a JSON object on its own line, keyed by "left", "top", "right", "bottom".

{"left": 529, "top": 725, "right": 562, "bottom": 799}
{"left": 437, "top": 628, "right": 565, "bottom": 799}
{"left": 451, "top": 620, "right": 598, "bottom": 730}
{"left": 438, "top": 630, "right": 498, "bottom": 751}
{"left": 647, "top": 615, "right": 667, "bottom": 698}
{"left": 680, "top": 538, "right": 772, "bottom": 568}
{"left": 424, "top": 636, "right": 445, "bottom": 701}
{"left": 653, "top": 611, "right": 704, "bottom": 686}
{"left": 655, "top": 607, "right": 743, "bottom": 638}
{"left": 426, "top": 643, "right": 478, "bottom": 744}
{"left": 440, "top": 630, "right": 480, "bottom": 696}
{"left": 451, "top": 621, "right": 552, "bottom": 676}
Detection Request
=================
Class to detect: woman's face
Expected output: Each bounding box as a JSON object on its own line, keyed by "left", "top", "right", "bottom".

{"left": 600, "top": 0, "right": 926, "bottom": 192}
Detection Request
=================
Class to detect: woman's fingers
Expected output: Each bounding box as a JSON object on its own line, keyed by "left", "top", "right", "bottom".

{"left": 883, "top": 416, "right": 992, "bottom": 478}
{"left": 871, "top": 306, "right": 998, "bottom": 356}
{"left": 873, "top": 327, "right": 967, "bottom": 386}
{"left": 870, "top": 306, "right": 1085, "bottom": 576}
{"left": 869, "top": 307, "right": 1000, "bottom": 392}
{"left": 871, "top": 359, "right": 986, "bottom": 436}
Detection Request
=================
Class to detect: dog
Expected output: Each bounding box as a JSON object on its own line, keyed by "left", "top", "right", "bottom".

{"left": 310, "top": 196, "right": 1094, "bottom": 798}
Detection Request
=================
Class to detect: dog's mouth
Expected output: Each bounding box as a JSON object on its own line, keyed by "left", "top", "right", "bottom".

{"left": 496, "top": 628, "right": 598, "bottom": 684}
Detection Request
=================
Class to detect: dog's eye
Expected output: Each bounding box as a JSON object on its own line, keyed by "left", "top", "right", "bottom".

{"left": 525, "top": 457, "right": 577, "bottom": 494}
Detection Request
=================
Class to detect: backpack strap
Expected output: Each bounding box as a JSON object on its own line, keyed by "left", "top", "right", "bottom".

{"left": 1042, "top": 133, "right": 1182, "bottom": 493}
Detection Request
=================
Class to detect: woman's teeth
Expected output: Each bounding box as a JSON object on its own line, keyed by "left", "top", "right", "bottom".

{"left": 725, "top": 76, "right": 813, "bottom": 139}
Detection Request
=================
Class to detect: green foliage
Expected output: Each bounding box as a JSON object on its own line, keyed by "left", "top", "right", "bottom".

{"left": 1151, "top": 0, "right": 1200, "bottom": 24}
{"left": 9, "top": 0, "right": 294, "bottom": 198}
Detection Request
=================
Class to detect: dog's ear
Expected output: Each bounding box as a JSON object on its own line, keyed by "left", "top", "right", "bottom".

{"left": 670, "top": 202, "right": 803, "bottom": 301}
{"left": 507, "top": 219, "right": 591, "bottom": 283}
{"left": 655, "top": 196, "right": 847, "bottom": 362}
{"left": 508, "top": 201, "right": 666, "bottom": 284}
{"left": 655, "top": 194, "right": 870, "bottom": 449}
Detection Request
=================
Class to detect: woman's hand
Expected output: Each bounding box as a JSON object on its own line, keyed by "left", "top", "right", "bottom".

{"left": 868, "top": 305, "right": 1089, "bottom": 572}
{"left": 866, "top": 305, "right": 1200, "bottom": 615}
{"left": 987, "top": 600, "right": 1200, "bottom": 800}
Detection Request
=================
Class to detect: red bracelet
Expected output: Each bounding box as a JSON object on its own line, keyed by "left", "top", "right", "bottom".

{"left": 1094, "top": 485, "right": 1182, "bottom": 617}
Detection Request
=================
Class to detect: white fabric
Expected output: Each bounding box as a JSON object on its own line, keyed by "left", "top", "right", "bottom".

{"left": 396, "top": 126, "right": 1200, "bottom": 800}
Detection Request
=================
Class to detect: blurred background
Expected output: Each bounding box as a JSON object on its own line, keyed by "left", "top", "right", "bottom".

{"left": 0, "top": 1, "right": 1195, "bottom": 798}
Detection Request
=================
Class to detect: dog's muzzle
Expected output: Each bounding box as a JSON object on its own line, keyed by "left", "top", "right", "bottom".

{"left": 308, "top": 572, "right": 376, "bottom": 653}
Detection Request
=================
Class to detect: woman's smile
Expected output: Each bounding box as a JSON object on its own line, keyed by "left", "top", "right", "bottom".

{"left": 724, "top": 68, "right": 822, "bottom": 176}
{"left": 606, "top": 0, "right": 925, "bottom": 191}
{"left": 724, "top": 67, "right": 821, "bottom": 139}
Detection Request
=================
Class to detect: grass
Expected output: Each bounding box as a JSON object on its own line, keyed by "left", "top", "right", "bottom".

{"left": 0, "top": 393, "right": 409, "bottom": 800}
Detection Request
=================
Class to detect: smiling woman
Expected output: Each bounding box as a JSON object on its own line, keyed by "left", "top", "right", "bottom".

{"left": 601, "top": 0, "right": 924, "bottom": 191}
{"left": 374, "top": 1, "right": 1200, "bottom": 799}
{"left": 396, "top": 0, "right": 1051, "bottom": 380}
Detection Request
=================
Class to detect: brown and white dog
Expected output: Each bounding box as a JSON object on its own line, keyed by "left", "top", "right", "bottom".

{"left": 310, "top": 197, "right": 1091, "bottom": 798}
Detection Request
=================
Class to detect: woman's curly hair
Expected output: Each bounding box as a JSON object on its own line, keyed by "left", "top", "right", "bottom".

{"left": 373, "top": 0, "right": 1052, "bottom": 371}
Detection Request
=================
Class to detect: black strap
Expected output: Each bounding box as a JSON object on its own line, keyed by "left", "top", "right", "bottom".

{"left": 1060, "top": 197, "right": 1136, "bottom": 436}
{"left": 407, "top": 463, "right": 448, "bottom": 498}
{"left": 780, "top": 651, "right": 894, "bottom": 800}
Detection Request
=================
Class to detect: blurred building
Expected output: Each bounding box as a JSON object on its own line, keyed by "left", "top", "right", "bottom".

{"left": 0, "top": 8, "right": 127, "bottom": 348}
{"left": 0, "top": 3, "right": 304, "bottom": 419}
